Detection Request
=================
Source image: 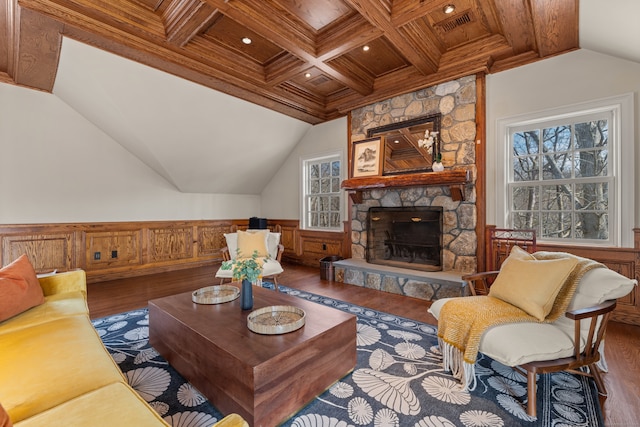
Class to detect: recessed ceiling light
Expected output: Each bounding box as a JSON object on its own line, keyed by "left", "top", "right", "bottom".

{"left": 304, "top": 72, "right": 312, "bottom": 78}
{"left": 242, "top": 37, "right": 252, "bottom": 45}
{"left": 443, "top": 4, "right": 455, "bottom": 14}
{"left": 362, "top": 45, "right": 370, "bottom": 52}
{"left": 394, "top": 139, "right": 400, "bottom": 144}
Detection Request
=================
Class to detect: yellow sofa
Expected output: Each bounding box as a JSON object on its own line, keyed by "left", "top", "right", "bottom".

{"left": 0, "top": 266, "right": 247, "bottom": 427}
{"left": 0, "top": 269, "right": 170, "bottom": 426}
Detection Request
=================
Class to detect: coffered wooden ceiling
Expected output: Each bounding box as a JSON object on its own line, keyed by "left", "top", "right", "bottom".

{"left": 1, "top": 0, "right": 578, "bottom": 123}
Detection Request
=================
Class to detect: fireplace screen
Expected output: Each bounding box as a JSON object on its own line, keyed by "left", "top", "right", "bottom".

{"left": 367, "top": 206, "right": 443, "bottom": 271}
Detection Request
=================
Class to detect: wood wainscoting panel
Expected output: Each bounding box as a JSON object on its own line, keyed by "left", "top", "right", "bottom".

{"left": 197, "top": 224, "right": 232, "bottom": 258}
{"left": 278, "top": 223, "right": 298, "bottom": 255}
{"left": 147, "top": 227, "right": 194, "bottom": 262}
{"left": 1, "top": 233, "right": 73, "bottom": 272}
{"left": 296, "top": 229, "right": 348, "bottom": 268}
{"left": 0, "top": 221, "right": 230, "bottom": 282}
{"left": 263, "top": 220, "right": 349, "bottom": 268}
{"left": 85, "top": 230, "right": 142, "bottom": 269}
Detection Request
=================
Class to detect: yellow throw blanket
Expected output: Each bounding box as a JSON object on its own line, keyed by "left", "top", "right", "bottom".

{"left": 437, "top": 252, "right": 603, "bottom": 391}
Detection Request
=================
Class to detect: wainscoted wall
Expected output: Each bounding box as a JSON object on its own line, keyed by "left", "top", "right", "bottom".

{"left": 0, "top": 220, "right": 349, "bottom": 283}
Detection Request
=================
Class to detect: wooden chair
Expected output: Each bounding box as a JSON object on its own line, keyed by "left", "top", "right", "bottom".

{"left": 462, "top": 271, "right": 618, "bottom": 417}
{"left": 219, "top": 242, "right": 284, "bottom": 289}
{"left": 215, "top": 226, "right": 285, "bottom": 290}
{"left": 486, "top": 226, "right": 536, "bottom": 271}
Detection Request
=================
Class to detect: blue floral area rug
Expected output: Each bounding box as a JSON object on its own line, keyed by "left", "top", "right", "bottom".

{"left": 93, "top": 285, "right": 604, "bottom": 427}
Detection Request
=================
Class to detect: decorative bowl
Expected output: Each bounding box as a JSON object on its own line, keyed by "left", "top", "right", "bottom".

{"left": 247, "top": 305, "right": 306, "bottom": 335}
{"left": 192, "top": 285, "right": 240, "bottom": 304}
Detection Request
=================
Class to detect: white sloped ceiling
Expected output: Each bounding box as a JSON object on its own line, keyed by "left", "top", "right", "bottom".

{"left": 53, "top": 37, "right": 312, "bottom": 195}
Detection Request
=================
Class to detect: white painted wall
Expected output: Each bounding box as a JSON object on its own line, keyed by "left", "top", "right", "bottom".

{"left": 260, "top": 117, "right": 348, "bottom": 220}
{"left": 0, "top": 83, "right": 260, "bottom": 223}
{"left": 486, "top": 49, "right": 640, "bottom": 233}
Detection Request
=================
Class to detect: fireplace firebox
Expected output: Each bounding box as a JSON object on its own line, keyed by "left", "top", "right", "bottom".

{"left": 367, "top": 206, "right": 443, "bottom": 272}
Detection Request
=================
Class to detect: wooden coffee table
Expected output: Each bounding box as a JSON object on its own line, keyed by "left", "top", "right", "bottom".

{"left": 148, "top": 283, "right": 357, "bottom": 427}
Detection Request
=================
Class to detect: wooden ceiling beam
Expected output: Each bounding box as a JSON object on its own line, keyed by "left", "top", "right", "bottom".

{"left": 392, "top": 0, "right": 453, "bottom": 27}
{"left": 8, "top": 0, "right": 580, "bottom": 123}
{"left": 188, "top": 36, "right": 266, "bottom": 83}
{"left": 492, "top": 0, "right": 537, "bottom": 55}
{"left": 489, "top": 50, "right": 541, "bottom": 73}
{"left": 327, "top": 56, "right": 490, "bottom": 115}
{"left": 0, "top": 0, "right": 16, "bottom": 77}
{"left": 438, "top": 34, "right": 511, "bottom": 71}
{"left": 529, "top": 0, "right": 579, "bottom": 57}
{"left": 315, "top": 13, "right": 381, "bottom": 61}
{"left": 12, "top": 7, "right": 62, "bottom": 91}
{"left": 162, "top": 0, "right": 220, "bottom": 47}
{"left": 264, "top": 55, "right": 306, "bottom": 86}
{"left": 344, "top": 0, "right": 440, "bottom": 75}
{"left": 218, "top": 0, "right": 374, "bottom": 95}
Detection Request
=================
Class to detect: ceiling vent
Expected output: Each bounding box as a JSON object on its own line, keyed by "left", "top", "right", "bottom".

{"left": 310, "top": 75, "right": 331, "bottom": 86}
{"left": 436, "top": 10, "right": 474, "bottom": 32}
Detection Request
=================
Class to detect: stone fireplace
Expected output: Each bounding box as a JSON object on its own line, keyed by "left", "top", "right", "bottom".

{"left": 367, "top": 206, "right": 443, "bottom": 272}
{"left": 333, "top": 75, "right": 479, "bottom": 301}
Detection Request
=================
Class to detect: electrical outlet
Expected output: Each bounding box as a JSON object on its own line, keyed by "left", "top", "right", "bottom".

{"left": 111, "top": 250, "right": 118, "bottom": 258}
{"left": 94, "top": 252, "right": 101, "bottom": 260}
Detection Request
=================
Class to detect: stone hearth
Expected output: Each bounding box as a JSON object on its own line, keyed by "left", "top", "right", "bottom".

{"left": 334, "top": 259, "right": 467, "bottom": 301}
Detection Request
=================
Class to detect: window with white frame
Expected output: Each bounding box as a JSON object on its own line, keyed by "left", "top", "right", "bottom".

{"left": 302, "top": 153, "right": 343, "bottom": 230}
{"left": 497, "top": 94, "right": 634, "bottom": 247}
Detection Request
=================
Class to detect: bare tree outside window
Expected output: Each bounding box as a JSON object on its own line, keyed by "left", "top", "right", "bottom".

{"left": 510, "top": 118, "right": 610, "bottom": 242}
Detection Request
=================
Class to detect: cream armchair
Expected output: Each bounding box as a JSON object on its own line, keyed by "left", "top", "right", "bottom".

{"left": 428, "top": 247, "right": 636, "bottom": 418}
{"left": 215, "top": 229, "right": 284, "bottom": 289}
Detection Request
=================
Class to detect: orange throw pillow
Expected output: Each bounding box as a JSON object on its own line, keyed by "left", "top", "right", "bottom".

{"left": 0, "top": 402, "right": 12, "bottom": 427}
{"left": 0, "top": 254, "right": 45, "bottom": 322}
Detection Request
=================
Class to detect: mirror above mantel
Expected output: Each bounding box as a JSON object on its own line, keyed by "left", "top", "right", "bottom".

{"left": 367, "top": 113, "right": 441, "bottom": 176}
{"left": 345, "top": 112, "right": 470, "bottom": 204}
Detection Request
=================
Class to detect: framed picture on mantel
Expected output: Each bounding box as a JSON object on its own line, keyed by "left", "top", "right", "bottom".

{"left": 352, "top": 137, "right": 383, "bottom": 178}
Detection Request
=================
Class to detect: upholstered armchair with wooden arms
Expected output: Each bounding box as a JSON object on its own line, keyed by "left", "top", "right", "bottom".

{"left": 459, "top": 270, "right": 619, "bottom": 417}
{"left": 429, "top": 247, "right": 636, "bottom": 418}
{"left": 215, "top": 229, "right": 285, "bottom": 289}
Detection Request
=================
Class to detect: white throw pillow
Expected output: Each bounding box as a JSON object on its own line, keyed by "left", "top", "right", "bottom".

{"left": 567, "top": 267, "right": 637, "bottom": 311}
{"left": 224, "top": 233, "right": 238, "bottom": 260}
{"left": 267, "top": 233, "right": 281, "bottom": 259}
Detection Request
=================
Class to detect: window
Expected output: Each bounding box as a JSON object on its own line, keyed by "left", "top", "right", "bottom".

{"left": 497, "top": 94, "right": 634, "bottom": 247}
{"left": 301, "top": 153, "right": 343, "bottom": 231}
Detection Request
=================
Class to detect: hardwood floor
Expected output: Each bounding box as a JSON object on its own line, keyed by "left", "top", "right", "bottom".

{"left": 87, "top": 262, "right": 640, "bottom": 426}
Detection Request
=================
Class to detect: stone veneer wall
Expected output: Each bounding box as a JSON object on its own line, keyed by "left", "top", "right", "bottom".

{"left": 350, "top": 75, "right": 478, "bottom": 273}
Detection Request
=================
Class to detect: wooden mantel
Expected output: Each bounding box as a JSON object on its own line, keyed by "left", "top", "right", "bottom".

{"left": 341, "top": 168, "right": 472, "bottom": 203}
